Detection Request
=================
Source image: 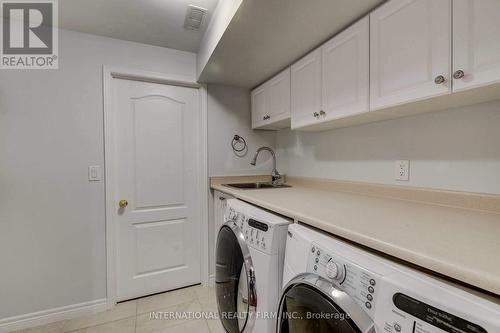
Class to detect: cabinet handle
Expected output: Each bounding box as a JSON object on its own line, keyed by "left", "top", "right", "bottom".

{"left": 453, "top": 70, "right": 465, "bottom": 80}
{"left": 319, "top": 110, "right": 326, "bottom": 116}
{"left": 263, "top": 115, "right": 271, "bottom": 120}
{"left": 219, "top": 197, "right": 226, "bottom": 201}
{"left": 313, "top": 112, "right": 319, "bottom": 118}
{"left": 434, "top": 75, "right": 446, "bottom": 85}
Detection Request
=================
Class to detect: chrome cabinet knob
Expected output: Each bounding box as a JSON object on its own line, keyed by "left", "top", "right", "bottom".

{"left": 319, "top": 110, "right": 326, "bottom": 116}
{"left": 453, "top": 70, "right": 465, "bottom": 79}
{"left": 263, "top": 115, "right": 271, "bottom": 120}
{"left": 313, "top": 112, "right": 319, "bottom": 118}
{"left": 434, "top": 75, "right": 446, "bottom": 84}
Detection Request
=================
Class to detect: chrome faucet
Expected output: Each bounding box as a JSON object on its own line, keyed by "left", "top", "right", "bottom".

{"left": 250, "top": 147, "right": 282, "bottom": 185}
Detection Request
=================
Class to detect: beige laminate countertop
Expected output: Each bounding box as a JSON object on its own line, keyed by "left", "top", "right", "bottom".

{"left": 211, "top": 176, "right": 500, "bottom": 297}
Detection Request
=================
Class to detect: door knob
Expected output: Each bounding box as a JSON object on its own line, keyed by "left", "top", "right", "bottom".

{"left": 453, "top": 70, "right": 465, "bottom": 79}
{"left": 118, "top": 199, "right": 128, "bottom": 208}
{"left": 434, "top": 75, "right": 446, "bottom": 84}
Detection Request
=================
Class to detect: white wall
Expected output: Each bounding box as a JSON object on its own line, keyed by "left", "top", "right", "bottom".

{"left": 0, "top": 29, "right": 196, "bottom": 322}
{"left": 276, "top": 101, "right": 500, "bottom": 194}
{"left": 207, "top": 84, "right": 276, "bottom": 278}
{"left": 197, "top": 0, "right": 243, "bottom": 77}
{"left": 208, "top": 84, "right": 276, "bottom": 176}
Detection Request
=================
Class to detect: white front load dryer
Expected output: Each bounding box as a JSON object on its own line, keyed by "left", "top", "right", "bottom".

{"left": 279, "top": 223, "right": 500, "bottom": 333}
{"left": 215, "top": 199, "right": 291, "bottom": 333}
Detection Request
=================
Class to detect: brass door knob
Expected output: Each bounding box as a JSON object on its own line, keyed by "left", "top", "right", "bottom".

{"left": 119, "top": 199, "right": 128, "bottom": 208}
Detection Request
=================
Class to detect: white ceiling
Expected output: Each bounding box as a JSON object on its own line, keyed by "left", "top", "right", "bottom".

{"left": 198, "top": 0, "right": 385, "bottom": 87}
{"left": 59, "top": 0, "right": 220, "bottom": 52}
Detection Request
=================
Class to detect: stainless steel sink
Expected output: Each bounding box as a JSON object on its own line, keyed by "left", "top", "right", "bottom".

{"left": 222, "top": 182, "right": 291, "bottom": 190}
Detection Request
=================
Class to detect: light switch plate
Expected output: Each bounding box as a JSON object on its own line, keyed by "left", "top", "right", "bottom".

{"left": 395, "top": 160, "right": 409, "bottom": 181}
{"left": 88, "top": 165, "right": 101, "bottom": 181}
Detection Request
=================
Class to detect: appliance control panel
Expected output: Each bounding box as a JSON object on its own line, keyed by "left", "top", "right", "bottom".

{"left": 225, "top": 206, "right": 276, "bottom": 254}
{"left": 374, "top": 286, "right": 493, "bottom": 333}
{"left": 307, "top": 242, "right": 380, "bottom": 317}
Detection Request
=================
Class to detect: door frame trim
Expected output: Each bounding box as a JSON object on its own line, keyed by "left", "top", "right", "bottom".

{"left": 102, "top": 66, "right": 209, "bottom": 309}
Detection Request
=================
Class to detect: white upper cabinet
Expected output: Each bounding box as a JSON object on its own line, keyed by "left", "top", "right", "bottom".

{"left": 251, "top": 84, "right": 266, "bottom": 128}
{"left": 370, "top": 0, "right": 451, "bottom": 110}
{"left": 291, "top": 18, "right": 369, "bottom": 130}
{"left": 453, "top": 0, "right": 500, "bottom": 92}
{"left": 251, "top": 68, "right": 291, "bottom": 130}
{"left": 255, "top": 0, "right": 500, "bottom": 131}
{"left": 291, "top": 49, "right": 322, "bottom": 129}
{"left": 267, "top": 69, "right": 291, "bottom": 121}
{"left": 321, "top": 17, "right": 369, "bottom": 121}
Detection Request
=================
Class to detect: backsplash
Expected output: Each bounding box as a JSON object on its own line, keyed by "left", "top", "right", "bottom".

{"left": 276, "top": 100, "right": 500, "bottom": 194}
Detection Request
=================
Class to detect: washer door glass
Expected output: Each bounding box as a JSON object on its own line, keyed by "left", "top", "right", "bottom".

{"left": 279, "top": 284, "right": 361, "bottom": 333}
{"left": 216, "top": 225, "right": 249, "bottom": 333}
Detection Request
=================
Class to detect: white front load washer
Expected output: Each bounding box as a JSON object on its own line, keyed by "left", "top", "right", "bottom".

{"left": 215, "top": 199, "right": 291, "bottom": 333}
{"left": 279, "top": 223, "right": 500, "bottom": 333}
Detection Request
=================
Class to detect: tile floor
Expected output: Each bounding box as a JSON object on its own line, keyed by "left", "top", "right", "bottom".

{"left": 12, "top": 285, "right": 224, "bottom": 333}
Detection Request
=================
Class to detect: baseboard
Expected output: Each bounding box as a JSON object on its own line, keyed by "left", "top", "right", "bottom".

{"left": 0, "top": 298, "right": 107, "bottom": 333}
{"left": 207, "top": 274, "right": 215, "bottom": 287}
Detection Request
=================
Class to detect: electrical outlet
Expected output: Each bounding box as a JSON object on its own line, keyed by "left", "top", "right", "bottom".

{"left": 395, "top": 160, "right": 409, "bottom": 181}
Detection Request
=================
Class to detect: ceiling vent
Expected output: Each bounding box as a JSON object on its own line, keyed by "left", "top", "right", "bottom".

{"left": 184, "top": 5, "right": 208, "bottom": 31}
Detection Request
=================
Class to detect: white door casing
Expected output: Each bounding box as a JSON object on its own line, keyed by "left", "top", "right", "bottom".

{"left": 370, "top": 0, "right": 451, "bottom": 110}
{"left": 321, "top": 16, "right": 369, "bottom": 121}
{"left": 453, "top": 0, "right": 500, "bottom": 92}
{"left": 104, "top": 67, "right": 207, "bottom": 304}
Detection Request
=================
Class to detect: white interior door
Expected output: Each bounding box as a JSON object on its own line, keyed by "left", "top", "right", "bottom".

{"left": 110, "top": 77, "right": 201, "bottom": 301}
{"left": 453, "top": 0, "right": 500, "bottom": 92}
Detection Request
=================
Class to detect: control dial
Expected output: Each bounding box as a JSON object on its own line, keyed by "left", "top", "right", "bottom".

{"left": 326, "top": 260, "right": 341, "bottom": 280}
{"left": 227, "top": 209, "right": 236, "bottom": 222}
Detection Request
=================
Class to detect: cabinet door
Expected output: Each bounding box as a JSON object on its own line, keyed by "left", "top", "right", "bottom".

{"left": 321, "top": 17, "right": 369, "bottom": 120}
{"left": 453, "top": 0, "right": 500, "bottom": 92}
{"left": 370, "top": 0, "right": 451, "bottom": 110}
{"left": 291, "top": 48, "right": 322, "bottom": 129}
{"left": 251, "top": 84, "right": 266, "bottom": 128}
{"left": 267, "top": 68, "right": 291, "bottom": 121}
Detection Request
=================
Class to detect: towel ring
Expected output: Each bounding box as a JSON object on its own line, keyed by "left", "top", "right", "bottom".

{"left": 232, "top": 135, "right": 247, "bottom": 153}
